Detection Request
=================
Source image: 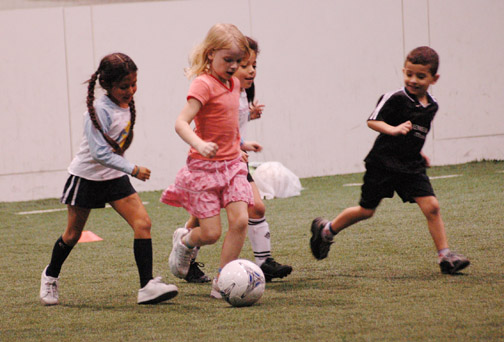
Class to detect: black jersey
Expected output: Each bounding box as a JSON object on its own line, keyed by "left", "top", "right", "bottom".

{"left": 364, "top": 88, "right": 438, "bottom": 174}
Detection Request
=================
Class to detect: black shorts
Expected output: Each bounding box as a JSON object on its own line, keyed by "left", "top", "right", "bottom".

{"left": 60, "top": 174, "right": 136, "bottom": 209}
{"left": 246, "top": 162, "right": 254, "bottom": 182}
{"left": 359, "top": 164, "right": 435, "bottom": 209}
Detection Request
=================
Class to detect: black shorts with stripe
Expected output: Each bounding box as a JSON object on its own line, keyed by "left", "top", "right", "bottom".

{"left": 359, "top": 163, "right": 435, "bottom": 210}
{"left": 60, "top": 174, "right": 136, "bottom": 209}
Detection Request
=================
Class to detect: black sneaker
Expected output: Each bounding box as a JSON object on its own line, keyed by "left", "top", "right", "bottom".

{"left": 184, "top": 261, "right": 211, "bottom": 283}
{"left": 439, "top": 252, "right": 470, "bottom": 275}
{"left": 260, "top": 258, "right": 293, "bottom": 282}
{"left": 310, "top": 217, "right": 333, "bottom": 260}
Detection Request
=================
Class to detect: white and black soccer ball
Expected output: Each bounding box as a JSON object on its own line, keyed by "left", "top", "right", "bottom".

{"left": 218, "top": 259, "right": 266, "bottom": 307}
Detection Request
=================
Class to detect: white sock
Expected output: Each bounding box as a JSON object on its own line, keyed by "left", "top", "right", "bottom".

{"left": 247, "top": 217, "right": 271, "bottom": 266}
{"left": 322, "top": 222, "right": 335, "bottom": 241}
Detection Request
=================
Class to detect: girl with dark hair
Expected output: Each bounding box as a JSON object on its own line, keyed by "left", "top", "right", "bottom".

{"left": 40, "top": 53, "right": 178, "bottom": 306}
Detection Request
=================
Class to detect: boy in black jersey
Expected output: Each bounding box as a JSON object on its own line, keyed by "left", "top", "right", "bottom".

{"left": 310, "top": 46, "right": 469, "bottom": 275}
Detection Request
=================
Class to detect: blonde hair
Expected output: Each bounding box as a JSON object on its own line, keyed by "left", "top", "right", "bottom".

{"left": 185, "top": 23, "right": 250, "bottom": 79}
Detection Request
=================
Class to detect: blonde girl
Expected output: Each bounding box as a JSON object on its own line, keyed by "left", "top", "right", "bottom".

{"left": 161, "top": 24, "right": 254, "bottom": 297}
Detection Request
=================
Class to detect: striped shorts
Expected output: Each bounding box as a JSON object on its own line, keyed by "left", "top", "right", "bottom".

{"left": 60, "top": 174, "right": 136, "bottom": 208}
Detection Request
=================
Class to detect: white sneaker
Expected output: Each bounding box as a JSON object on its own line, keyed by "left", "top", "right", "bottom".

{"left": 40, "top": 266, "right": 59, "bottom": 306}
{"left": 169, "top": 228, "right": 193, "bottom": 279}
{"left": 210, "top": 278, "right": 222, "bottom": 299}
{"left": 137, "top": 277, "right": 178, "bottom": 304}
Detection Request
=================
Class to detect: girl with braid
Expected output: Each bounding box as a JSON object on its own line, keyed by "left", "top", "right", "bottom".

{"left": 40, "top": 53, "right": 178, "bottom": 306}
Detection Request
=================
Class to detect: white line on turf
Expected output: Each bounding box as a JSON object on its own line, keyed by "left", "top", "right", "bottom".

{"left": 16, "top": 202, "right": 150, "bottom": 215}
{"left": 342, "top": 174, "right": 461, "bottom": 187}
{"left": 429, "top": 174, "right": 461, "bottom": 179}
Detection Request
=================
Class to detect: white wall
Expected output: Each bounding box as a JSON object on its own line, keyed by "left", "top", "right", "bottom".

{"left": 1, "top": 0, "right": 503, "bottom": 202}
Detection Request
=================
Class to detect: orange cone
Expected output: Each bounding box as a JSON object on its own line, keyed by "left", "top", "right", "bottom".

{"left": 78, "top": 230, "right": 103, "bottom": 243}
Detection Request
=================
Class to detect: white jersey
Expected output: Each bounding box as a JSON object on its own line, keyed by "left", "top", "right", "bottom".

{"left": 68, "top": 95, "right": 135, "bottom": 181}
{"left": 238, "top": 90, "right": 249, "bottom": 138}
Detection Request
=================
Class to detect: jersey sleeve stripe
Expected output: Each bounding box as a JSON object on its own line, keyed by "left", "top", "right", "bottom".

{"left": 368, "top": 89, "right": 400, "bottom": 120}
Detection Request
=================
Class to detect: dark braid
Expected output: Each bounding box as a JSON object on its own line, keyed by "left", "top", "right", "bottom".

{"left": 121, "top": 99, "right": 136, "bottom": 152}
{"left": 86, "top": 53, "right": 138, "bottom": 155}
{"left": 87, "top": 70, "right": 122, "bottom": 153}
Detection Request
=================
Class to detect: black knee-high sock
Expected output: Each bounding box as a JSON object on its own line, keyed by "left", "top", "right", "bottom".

{"left": 134, "top": 239, "right": 153, "bottom": 288}
{"left": 46, "top": 236, "right": 74, "bottom": 278}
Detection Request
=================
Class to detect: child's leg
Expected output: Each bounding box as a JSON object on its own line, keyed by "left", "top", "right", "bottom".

{"left": 46, "top": 205, "right": 90, "bottom": 277}
{"left": 247, "top": 181, "right": 292, "bottom": 281}
{"left": 247, "top": 182, "right": 269, "bottom": 263}
{"left": 414, "top": 196, "right": 448, "bottom": 251}
{"left": 415, "top": 195, "right": 470, "bottom": 274}
{"left": 328, "top": 206, "right": 375, "bottom": 236}
{"left": 186, "top": 215, "right": 199, "bottom": 229}
{"left": 185, "top": 215, "right": 222, "bottom": 247}
{"left": 310, "top": 206, "right": 374, "bottom": 260}
{"left": 112, "top": 193, "right": 178, "bottom": 303}
{"left": 111, "top": 193, "right": 153, "bottom": 287}
{"left": 182, "top": 215, "right": 211, "bottom": 283}
{"left": 220, "top": 201, "right": 249, "bottom": 271}
{"left": 41, "top": 205, "right": 90, "bottom": 305}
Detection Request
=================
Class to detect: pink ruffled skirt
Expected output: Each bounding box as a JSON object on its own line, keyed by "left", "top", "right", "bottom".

{"left": 160, "top": 157, "right": 254, "bottom": 218}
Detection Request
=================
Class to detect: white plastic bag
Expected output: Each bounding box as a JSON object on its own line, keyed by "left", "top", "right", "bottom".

{"left": 251, "top": 161, "right": 303, "bottom": 199}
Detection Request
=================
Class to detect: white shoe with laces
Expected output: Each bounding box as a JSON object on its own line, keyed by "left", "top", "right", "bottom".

{"left": 137, "top": 277, "right": 178, "bottom": 304}
{"left": 169, "top": 228, "right": 193, "bottom": 279}
{"left": 40, "top": 265, "right": 59, "bottom": 306}
{"left": 210, "top": 278, "right": 222, "bottom": 299}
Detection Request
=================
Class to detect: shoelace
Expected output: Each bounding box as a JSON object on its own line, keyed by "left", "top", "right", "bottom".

{"left": 191, "top": 262, "right": 206, "bottom": 277}
{"left": 177, "top": 245, "right": 193, "bottom": 266}
{"left": 151, "top": 276, "right": 163, "bottom": 284}
{"left": 43, "top": 280, "right": 58, "bottom": 297}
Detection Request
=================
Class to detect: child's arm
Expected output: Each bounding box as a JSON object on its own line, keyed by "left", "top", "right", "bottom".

{"left": 175, "top": 98, "right": 218, "bottom": 158}
{"left": 86, "top": 112, "right": 150, "bottom": 181}
{"left": 367, "top": 120, "right": 412, "bottom": 136}
{"left": 241, "top": 141, "right": 262, "bottom": 152}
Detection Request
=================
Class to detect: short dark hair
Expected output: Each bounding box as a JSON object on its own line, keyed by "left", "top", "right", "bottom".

{"left": 405, "top": 46, "right": 439, "bottom": 75}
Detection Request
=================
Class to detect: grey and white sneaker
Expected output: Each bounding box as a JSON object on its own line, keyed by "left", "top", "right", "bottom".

{"left": 439, "top": 252, "right": 470, "bottom": 275}
{"left": 137, "top": 277, "right": 178, "bottom": 304}
{"left": 40, "top": 266, "right": 59, "bottom": 306}
{"left": 169, "top": 228, "right": 193, "bottom": 279}
{"left": 210, "top": 278, "right": 222, "bottom": 299}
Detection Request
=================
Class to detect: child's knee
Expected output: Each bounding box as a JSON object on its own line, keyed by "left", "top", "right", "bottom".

{"left": 425, "top": 202, "right": 441, "bottom": 217}
{"left": 200, "top": 228, "right": 221, "bottom": 245}
{"left": 230, "top": 214, "right": 249, "bottom": 232}
{"left": 133, "top": 216, "right": 152, "bottom": 234}
{"left": 249, "top": 201, "right": 266, "bottom": 218}
{"left": 64, "top": 231, "right": 81, "bottom": 246}
{"left": 418, "top": 197, "right": 441, "bottom": 217}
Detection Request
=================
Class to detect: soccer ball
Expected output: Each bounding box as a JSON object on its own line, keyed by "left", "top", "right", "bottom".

{"left": 217, "top": 259, "right": 266, "bottom": 307}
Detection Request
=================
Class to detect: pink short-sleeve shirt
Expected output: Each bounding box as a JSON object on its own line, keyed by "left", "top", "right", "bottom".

{"left": 187, "top": 74, "right": 241, "bottom": 161}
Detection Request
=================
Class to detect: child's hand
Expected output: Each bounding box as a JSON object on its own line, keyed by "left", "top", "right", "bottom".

{"left": 394, "top": 120, "right": 412, "bottom": 136}
{"left": 249, "top": 101, "right": 264, "bottom": 120}
{"left": 421, "top": 152, "right": 431, "bottom": 167}
{"left": 132, "top": 166, "right": 151, "bottom": 181}
{"left": 241, "top": 141, "right": 263, "bottom": 152}
{"left": 197, "top": 141, "right": 219, "bottom": 158}
{"left": 241, "top": 150, "right": 249, "bottom": 163}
